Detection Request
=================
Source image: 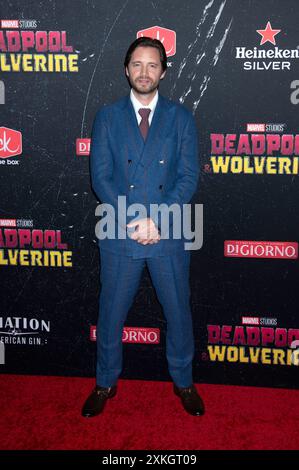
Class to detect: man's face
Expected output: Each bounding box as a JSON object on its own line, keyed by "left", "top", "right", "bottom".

{"left": 125, "top": 46, "right": 166, "bottom": 95}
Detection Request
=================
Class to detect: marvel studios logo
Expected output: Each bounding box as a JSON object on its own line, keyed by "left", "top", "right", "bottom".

{"left": 246, "top": 123, "right": 286, "bottom": 132}
{"left": 0, "top": 218, "right": 33, "bottom": 227}
{"left": 1, "top": 19, "right": 37, "bottom": 29}
{"left": 242, "top": 316, "right": 278, "bottom": 326}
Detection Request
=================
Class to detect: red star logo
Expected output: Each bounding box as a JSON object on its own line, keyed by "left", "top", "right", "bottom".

{"left": 256, "top": 21, "right": 281, "bottom": 45}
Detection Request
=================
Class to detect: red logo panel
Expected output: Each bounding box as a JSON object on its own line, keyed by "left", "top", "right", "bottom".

{"left": 137, "top": 26, "right": 176, "bottom": 57}
{"left": 0, "top": 127, "right": 22, "bottom": 159}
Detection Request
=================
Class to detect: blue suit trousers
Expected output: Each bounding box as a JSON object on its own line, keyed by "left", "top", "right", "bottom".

{"left": 96, "top": 249, "right": 194, "bottom": 388}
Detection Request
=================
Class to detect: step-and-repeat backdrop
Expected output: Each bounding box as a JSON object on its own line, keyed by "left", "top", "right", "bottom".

{"left": 1, "top": 0, "right": 299, "bottom": 388}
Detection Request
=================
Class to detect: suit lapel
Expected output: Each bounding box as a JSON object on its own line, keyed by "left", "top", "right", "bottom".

{"left": 138, "top": 95, "right": 164, "bottom": 168}
{"left": 124, "top": 95, "right": 144, "bottom": 159}
{"left": 124, "top": 93, "right": 170, "bottom": 182}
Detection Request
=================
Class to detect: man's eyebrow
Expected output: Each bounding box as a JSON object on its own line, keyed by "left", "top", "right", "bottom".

{"left": 131, "top": 60, "right": 159, "bottom": 65}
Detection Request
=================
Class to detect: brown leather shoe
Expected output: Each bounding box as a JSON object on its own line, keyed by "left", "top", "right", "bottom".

{"left": 81, "top": 385, "right": 117, "bottom": 417}
{"left": 173, "top": 383, "right": 205, "bottom": 416}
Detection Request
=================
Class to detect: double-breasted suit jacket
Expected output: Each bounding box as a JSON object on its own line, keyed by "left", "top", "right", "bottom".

{"left": 90, "top": 93, "right": 199, "bottom": 258}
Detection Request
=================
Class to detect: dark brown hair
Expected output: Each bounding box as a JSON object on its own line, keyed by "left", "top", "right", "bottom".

{"left": 124, "top": 37, "right": 167, "bottom": 72}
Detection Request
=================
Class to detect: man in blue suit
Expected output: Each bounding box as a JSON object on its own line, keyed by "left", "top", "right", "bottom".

{"left": 82, "top": 37, "right": 204, "bottom": 417}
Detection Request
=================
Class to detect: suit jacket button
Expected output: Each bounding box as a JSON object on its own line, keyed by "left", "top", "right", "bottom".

{"left": 159, "top": 184, "right": 163, "bottom": 190}
{"left": 128, "top": 159, "right": 132, "bottom": 164}
{"left": 159, "top": 159, "right": 165, "bottom": 164}
{"left": 129, "top": 184, "right": 135, "bottom": 189}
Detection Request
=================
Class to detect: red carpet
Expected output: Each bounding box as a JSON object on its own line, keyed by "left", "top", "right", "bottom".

{"left": 0, "top": 375, "right": 298, "bottom": 450}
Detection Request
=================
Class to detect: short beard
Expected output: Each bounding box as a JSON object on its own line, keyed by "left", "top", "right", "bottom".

{"left": 130, "top": 79, "right": 159, "bottom": 95}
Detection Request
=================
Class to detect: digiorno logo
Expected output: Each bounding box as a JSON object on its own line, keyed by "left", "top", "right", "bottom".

{"left": 236, "top": 21, "right": 299, "bottom": 71}
{"left": 90, "top": 326, "right": 160, "bottom": 344}
{"left": 76, "top": 138, "right": 90, "bottom": 156}
{"left": 204, "top": 316, "right": 299, "bottom": 367}
{"left": 208, "top": 123, "right": 299, "bottom": 175}
{"left": 0, "top": 18, "right": 78, "bottom": 72}
{"left": 224, "top": 240, "right": 298, "bottom": 260}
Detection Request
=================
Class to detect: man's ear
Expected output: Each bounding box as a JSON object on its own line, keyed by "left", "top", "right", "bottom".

{"left": 160, "top": 70, "right": 166, "bottom": 80}
{"left": 125, "top": 66, "right": 129, "bottom": 77}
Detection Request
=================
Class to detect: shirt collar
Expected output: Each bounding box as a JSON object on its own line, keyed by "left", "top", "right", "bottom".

{"left": 130, "top": 88, "right": 159, "bottom": 116}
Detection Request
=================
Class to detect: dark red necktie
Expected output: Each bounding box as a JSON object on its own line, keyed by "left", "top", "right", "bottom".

{"left": 138, "top": 108, "right": 151, "bottom": 140}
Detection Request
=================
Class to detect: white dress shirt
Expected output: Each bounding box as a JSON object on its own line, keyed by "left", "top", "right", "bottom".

{"left": 130, "top": 88, "right": 158, "bottom": 126}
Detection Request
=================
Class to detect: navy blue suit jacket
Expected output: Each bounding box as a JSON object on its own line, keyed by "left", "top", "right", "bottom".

{"left": 90, "top": 92, "right": 199, "bottom": 258}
